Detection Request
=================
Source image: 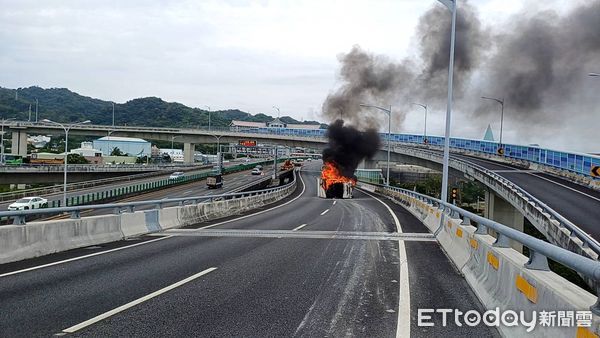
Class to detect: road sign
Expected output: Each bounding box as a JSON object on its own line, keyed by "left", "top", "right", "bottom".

{"left": 591, "top": 166, "right": 600, "bottom": 177}
{"left": 239, "top": 140, "right": 257, "bottom": 147}
{"left": 497, "top": 147, "right": 504, "bottom": 156}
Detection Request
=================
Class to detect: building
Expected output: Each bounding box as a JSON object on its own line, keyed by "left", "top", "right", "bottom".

{"left": 483, "top": 124, "right": 495, "bottom": 141}
{"left": 71, "top": 142, "right": 103, "bottom": 164}
{"left": 27, "top": 135, "right": 51, "bottom": 148}
{"left": 286, "top": 123, "right": 321, "bottom": 130}
{"left": 159, "top": 148, "right": 184, "bottom": 163}
{"left": 229, "top": 120, "right": 267, "bottom": 131}
{"left": 230, "top": 119, "right": 322, "bottom": 131}
{"left": 93, "top": 136, "right": 151, "bottom": 156}
{"left": 267, "top": 118, "right": 285, "bottom": 128}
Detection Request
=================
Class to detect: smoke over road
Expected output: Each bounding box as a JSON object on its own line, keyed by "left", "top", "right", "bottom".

{"left": 322, "top": 120, "right": 380, "bottom": 179}
{"left": 322, "top": 1, "right": 600, "bottom": 132}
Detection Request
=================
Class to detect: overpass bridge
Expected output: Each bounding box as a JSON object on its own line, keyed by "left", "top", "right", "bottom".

{"left": 3, "top": 120, "right": 599, "bottom": 262}
{"left": 0, "top": 163, "right": 201, "bottom": 184}
{"left": 0, "top": 162, "right": 598, "bottom": 337}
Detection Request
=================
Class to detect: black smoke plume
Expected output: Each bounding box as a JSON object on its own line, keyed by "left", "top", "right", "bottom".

{"left": 322, "top": 1, "right": 486, "bottom": 129}
{"left": 322, "top": 120, "right": 381, "bottom": 178}
{"left": 476, "top": 1, "right": 600, "bottom": 122}
{"left": 322, "top": 1, "right": 600, "bottom": 132}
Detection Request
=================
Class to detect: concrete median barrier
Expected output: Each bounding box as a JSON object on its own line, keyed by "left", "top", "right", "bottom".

{"left": 364, "top": 183, "right": 600, "bottom": 337}
{"left": 0, "top": 174, "right": 297, "bottom": 264}
{"left": 0, "top": 215, "right": 122, "bottom": 264}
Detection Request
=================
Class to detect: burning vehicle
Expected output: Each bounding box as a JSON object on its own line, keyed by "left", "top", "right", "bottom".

{"left": 317, "top": 162, "right": 355, "bottom": 199}
{"left": 318, "top": 120, "right": 380, "bottom": 199}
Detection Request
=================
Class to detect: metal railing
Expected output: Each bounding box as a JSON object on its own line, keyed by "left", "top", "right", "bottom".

{"left": 0, "top": 163, "right": 198, "bottom": 172}
{"left": 393, "top": 144, "right": 600, "bottom": 257}
{"left": 0, "top": 165, "right": 213, "bottom": 202}
{"left": 4, "top": 119, "right": 600, "bottom": 179}
{"left": 0, "top": 170, "right": 296, "bottom": 225}
{"left": 370, "top": 183, "right": 600, "bottom": 313}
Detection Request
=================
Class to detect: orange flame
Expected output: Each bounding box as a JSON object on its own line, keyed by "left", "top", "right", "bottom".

{"left": 321, "top": 161, "right": 356, "bottom": 191}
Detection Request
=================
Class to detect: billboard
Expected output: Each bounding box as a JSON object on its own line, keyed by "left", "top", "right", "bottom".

{"left": 238, "top": 140, "right": 257, "bottom": 147}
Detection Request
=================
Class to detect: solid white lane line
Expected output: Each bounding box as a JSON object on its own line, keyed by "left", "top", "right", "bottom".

{"left": 460, "top": 156, "right": 600, "bottom": 203}
{"left": 197, "top": 170, "right": 307, "bottom": 229}
{"left": 293, "top": 224, "right": 307, "bottom": 231}
{"left": 320, "top": 209, "right": 329, "bottom": 216}
{"left": 527, "top": 173, "right": 600, "bottom": 203}
{"left": 0, "top": 236, "right": 173, "bottom": 278}
{"left": 62, "top": 267, "right": 217, "bottom": 333}
{"left": 359, "top": 189, "right": 410, "bottom": 338}
{"left": 359, "top": 190, "right": 401, "bottom": 233}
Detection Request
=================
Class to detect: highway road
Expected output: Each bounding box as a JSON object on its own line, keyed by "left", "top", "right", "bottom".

{"left": 0, "top": 160, "right": 498, "bottom": 337}
{"left": 0, "top": 160, "right": 269, "bottom": 211}
{"left": 28, "top": 163, "right": 278, "bottom": 220}
{"left": 453, "top": 154, "right": 600, "bottom": 242}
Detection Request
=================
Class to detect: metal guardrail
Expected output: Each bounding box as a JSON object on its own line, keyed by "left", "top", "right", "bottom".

{"left": 6, "top": 121, "right": 598, "bottom": 251}
{"left": 371, "top": 183, "right": 600, "bottom": 313}
{"left": 0, "top": 170, "right": 296, "bottom": 225}
{"left": 393, "top": 144, "right": 600, "bottom": 257}
{"left": 0, "top": 165, "right": 213, "bottom": 202}
{"left": 0, "top": 163, "right": 197, "bottom": 172}
{"left": 4, "top": 119, "right": 600, "bottom": 179}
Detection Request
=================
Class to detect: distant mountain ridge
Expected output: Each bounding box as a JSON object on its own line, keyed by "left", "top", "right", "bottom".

{"left": 0, "top": 86, "right": 326, "bottom": 128}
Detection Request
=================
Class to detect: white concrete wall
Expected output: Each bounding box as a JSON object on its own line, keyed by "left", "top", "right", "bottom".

{"left": 0, "top": 180, "right": 297, "bottom": 264}
{"left": 363, "top": 183, "right": 600, "bottom": 338}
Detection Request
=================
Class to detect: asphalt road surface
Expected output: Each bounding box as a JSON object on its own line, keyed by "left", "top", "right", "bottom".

{"left": 452, "top": 154, "right": 600, "bottom": 242}
{"left": 0, "top": 160, "right": 267, "bottom": 210}
{"left": 0, "top": 160, "right": 498, "bottom": 337}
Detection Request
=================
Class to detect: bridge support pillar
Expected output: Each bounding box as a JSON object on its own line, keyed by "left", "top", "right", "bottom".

{"left": 183, "top": 143, "right": 195, "bottom": 164}
{"left": 10, "top": 129, "right": 28, "bottom": 156}
{"left": 358, "top": 159, "right": 377, "bottom": 169}
{"left": 485, "top": 190, "right": 524, "bottom": 253}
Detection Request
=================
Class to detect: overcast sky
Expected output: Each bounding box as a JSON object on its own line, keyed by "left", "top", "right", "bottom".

{"left": 1, "top": 0, "right": 597, "bottom": 152}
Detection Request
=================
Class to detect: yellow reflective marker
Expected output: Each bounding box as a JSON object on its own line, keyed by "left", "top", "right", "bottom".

{"left": 515, "top": 275, "right": 538, "bottom": 303}
{"left": 487, "top": 251, "right": 499, "bottom": 270}
{"left": 577, "top": 327, "right": 599, "bottom": 338}
{"left": 470, "top": 238, "right": 478, "bottom": 249}
{"left": 456, "top": 228, "right": 463, "bottom": 238}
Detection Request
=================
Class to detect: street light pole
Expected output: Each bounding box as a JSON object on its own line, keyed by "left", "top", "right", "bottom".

{"left": 1, "top": 117, "right": 16, "bottom": 165}
{"left": 205, "top": 106, "right": 211, "bottom": 131}
{"left": 481, "top": 96, "right": 505, "bottom": 150}
{"left": 359, "top": 103, "right": 392, "bottom": 186}
{"left": 412, "top": 103, "right": 428, "bottom": 144}
{"left": 438, "top": 0, "right": 457, "bottom": 203}
{"left": 272, "top": 106, "right": 281, "bottom": 119}
{"left": 41, "top": 119, "right": 91, "bottom": 207}
{"left": 112, "top": 102, "right": 115, "bottom": 127}
{"left": 35, "top": 98, "right": 38, "bottom": 122}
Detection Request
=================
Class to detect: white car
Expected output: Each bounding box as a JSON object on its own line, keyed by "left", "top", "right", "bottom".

{"left": 169, "top": 171, "right": 185, "bottom": 180}
{"left": 8, "top": 197, "right": 48, "bottom": 211}
{"left": 251, "top": 168, "right": 262, "bottom": 175}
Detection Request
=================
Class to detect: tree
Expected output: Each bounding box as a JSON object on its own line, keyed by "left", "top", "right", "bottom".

{"left": 67, "top": 153, "right": 89, "bottom": 164}
{"left": 110, "top": 147, "right": 124, "bottom": 156}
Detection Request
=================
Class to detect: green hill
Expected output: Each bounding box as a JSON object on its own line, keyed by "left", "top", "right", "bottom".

{"left": 0, "top": 86, "right": 325, "bottom": 128}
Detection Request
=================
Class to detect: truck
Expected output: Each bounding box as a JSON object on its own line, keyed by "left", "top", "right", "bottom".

{"left": 206, "top": 174, "right": 223, "bottom": 189}
{"left": 317, "top": 177, "right": 353, "bottom": 199}
{"left": 280, "top": 159, "right": 294, "bottom": 171}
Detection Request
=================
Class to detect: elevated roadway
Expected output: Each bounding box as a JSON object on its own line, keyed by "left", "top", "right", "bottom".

{"left": 0, "top": 161, "right": 498, "bottom": 337}
{"left": 454, "top": 154, "right": 600, "bottom": 242}
{"left": 0, "top": 164, "right": 200, "bottom": 184}
{"left": 0, "top": 161, "right": 274, "bottom": 212}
